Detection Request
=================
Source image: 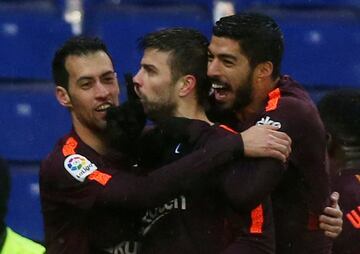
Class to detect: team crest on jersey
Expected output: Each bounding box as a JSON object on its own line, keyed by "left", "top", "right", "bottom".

{"left": 64, "top": 154, "right": 98, "bottom": 182}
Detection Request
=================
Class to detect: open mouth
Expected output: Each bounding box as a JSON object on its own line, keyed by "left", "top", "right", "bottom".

{"left": 211, "top": 81, "right": 231, "bottom": 100}
{"left": 211, "top": 81, "right": 230, "bottom": 92}
{"left": 95, "top": 103, "right": 112, "bottom": 112}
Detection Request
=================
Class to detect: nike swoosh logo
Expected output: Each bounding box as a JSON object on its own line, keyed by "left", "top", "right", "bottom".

{"left": 175, "top": 143, "right": 181, "bottom": 154}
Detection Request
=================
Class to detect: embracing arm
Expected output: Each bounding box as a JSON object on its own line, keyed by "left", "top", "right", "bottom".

{"left": 95, "top": 133, "right": 244, "bottom": 209}
{"left": 241, "top": 124, "right": 291, "bottom": 163}
{"left": 219, "top": 157, "right": 285, "bottom": 211}
{"left": 216, "top": 124, "right": 290, "bottom": 211}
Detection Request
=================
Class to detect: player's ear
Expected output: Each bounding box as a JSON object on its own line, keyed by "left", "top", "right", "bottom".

{"left": 256, "top": 61, "right": 273, "bottom": 80}
{"left": 178, "top": 75, "right": 196, "bottom": 97}
{"left": 55, "top": 86, "right": 72, "bottom": 108}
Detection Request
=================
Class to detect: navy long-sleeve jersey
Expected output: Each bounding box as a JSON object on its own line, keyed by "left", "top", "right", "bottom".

{"left": 137, "top": 120, "right": 286, "bottom": 254}
{"left": 237, "top": 76, "right": 332, "bottom": 254}
{"left": 39, "top": 127, "right": 245, "bottom": 254}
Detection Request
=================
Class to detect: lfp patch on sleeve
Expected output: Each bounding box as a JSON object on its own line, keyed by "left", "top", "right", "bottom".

{"left": 64, "top": 154, "right": 98, "bottom": 182}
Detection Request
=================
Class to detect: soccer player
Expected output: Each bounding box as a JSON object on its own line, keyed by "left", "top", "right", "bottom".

{"left": 118, "top": 27, "right": 290, "bottom": 254}
{"left": 318, "top": 89, "right": 360, "bottom": 254}
{"left": 207, "top": 12, "right": 339, "bottom": 253}
{"left": 40, "top": 36, "right": 290, "bottom": 254}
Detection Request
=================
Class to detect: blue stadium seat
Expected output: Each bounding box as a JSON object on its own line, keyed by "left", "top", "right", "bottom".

{"left": 244, "top": 8, "right": 360, "bottom": 88}
{"left": 0, "top": 3, "right": 72, "bottom": 80}
{"left": 280, "top": 9, "right": 360, "bottom": 87}
{"left": 0, "top": 84, "right": 71, "bottom": 161}
{"left": 85, "top": 4, "right": 212, "bottom": 100}
{"left": 236, "top": 0, "right": 360, "bottom": 10}
{"left": 85, "top": 0, "right": 213, "bottom": 11}
{"left": 6, "top": 162, "right": 43, "bottom": 241}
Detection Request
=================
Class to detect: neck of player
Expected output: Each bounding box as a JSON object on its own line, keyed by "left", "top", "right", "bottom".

{"left": 175, "top": 98, "right": 212, "bottom": 125}
{"left": 237, "top": 76, "right": 280, "bottom": 122}
{"left": 73, "top": 121, "right": 107, "bottom": 155}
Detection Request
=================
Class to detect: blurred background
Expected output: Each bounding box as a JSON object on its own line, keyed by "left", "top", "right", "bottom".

{"left": 0, "top": 0, "right": 359, "bottom": 242}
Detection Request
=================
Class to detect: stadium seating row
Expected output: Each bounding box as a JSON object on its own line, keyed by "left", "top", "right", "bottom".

{"left": 0, "top": 0, "right": 359, "bottom": 86}
{"left": 0, "top": 84, "right": 71, "bottom": 161}
{"left": 6, "top": 162, "right": 44, "bottom": 241}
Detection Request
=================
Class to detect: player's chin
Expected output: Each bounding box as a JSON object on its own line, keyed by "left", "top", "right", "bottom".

{"left": 214, "top": 89, "right": 234, "bottom": 103}
{"left": 214, "top": 97, "right": 233, "bottom": 111}
{"left": 96, "top": 117, "right": 108, "bottom": 130}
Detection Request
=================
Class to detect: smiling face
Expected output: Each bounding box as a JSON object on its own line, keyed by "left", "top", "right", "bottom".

{"left": 133, "top": 48, "right": 178, "bottom": 120}
{"left": 207, "top": 35, "right": 254, "bottom": 112}
{"left": 57, "top": 51, "right": 120, "bottom": 134}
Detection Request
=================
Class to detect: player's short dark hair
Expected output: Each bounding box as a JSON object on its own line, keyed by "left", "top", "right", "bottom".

{"left": 213, "top": 12, "right": 284, "bottom": 79}
{"left": 138, "top": 27, "right": 211, "bottom": 107}
{"left": 318, "top": 89, "right": 360, "bottom": 143}
{"left": 52, "top": 36, "right": 113, "bottom": 90}
{"left": 0, "top": 157, "right": 10, "bottom": 225}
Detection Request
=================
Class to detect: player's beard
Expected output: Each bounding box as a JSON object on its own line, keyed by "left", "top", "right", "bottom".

{"left": 232, "top": 74, "right": 253, "bottom": 112}
{"left": 141, "top": 96, "right": 177, "bottom": 122}
{"left": 207, "top": 72, "right": 253, "bottom": 125}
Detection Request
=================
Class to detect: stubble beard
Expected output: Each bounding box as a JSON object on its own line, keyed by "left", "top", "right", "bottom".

{"left": 142, "top": 97, "right": 176, "bottom": 122}
{"left": 207, "top": 75, "right": 253, "bottom": 124}
{"left": 232, "top": 76, "right": 253, "bottom": 113}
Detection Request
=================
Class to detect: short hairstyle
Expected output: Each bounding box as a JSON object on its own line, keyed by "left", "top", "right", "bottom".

{"left": 0, "top": 157, "right": 10, "bottom": 225}
{"left": 52, "top": 36, "right": 113, "bottom": 90}
{"left": 213, "top": 12, "right": 284, "bottom": 79}
{"left": 138, "top": 27, "right": 211, "bottom": 107}
{"left": 318, "top": 89, "right": 360, "bottom": 143}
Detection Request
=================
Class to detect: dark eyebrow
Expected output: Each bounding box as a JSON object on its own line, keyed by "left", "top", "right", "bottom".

{"left": 217, "top": 53, "right": 237, "bottom": 62}
{"left": 100, "top": 71, "right": 116, "bottom": 78}
{"left": 76, "top": 76, "right": 93, "bottom": 84}
{"left": 77, "top": 70, "right": 116, "bottom": 84}
{"left": 207, "top": 49, "right": 237, "bottom": 62}
{"left": 142, "top": 63, "right": 157, "bottom": 72}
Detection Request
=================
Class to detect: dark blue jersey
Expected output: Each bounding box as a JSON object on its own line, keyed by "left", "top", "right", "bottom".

{"left": 40, "top": 129, "right": 141, "bottom": 254}
{"left": 239, "top": 76, "right": 332, "bottom": 254}
{"left": 40, "top": 126, "right": 245, "bottom": 254}
{"left": 137, "top": 120, "right": 285, "bottom": 254}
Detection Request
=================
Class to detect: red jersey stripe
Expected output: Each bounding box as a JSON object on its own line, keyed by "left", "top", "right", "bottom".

{"left": 88, "top": 170, "right": 112, "bottom": 186}
{"left": 265, "top": 88, "right": 281, "bottom": 112}
{"left": 220, "top": 124, "right": 266, "bottom": 235}
{"left": 219, "top": 124, "right": 238, "bottom": 134}
{"left": 250, "top": 204, "right": 264, "bottom": 233}
{"left": 62, "top": 137, "right": 78, "bottom": 156}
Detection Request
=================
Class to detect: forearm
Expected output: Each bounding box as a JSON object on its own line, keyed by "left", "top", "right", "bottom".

{"left": 221, "top": 158, "right": 285, "bottom": 211}
{"left": 96, "top": 134, "right": 244, "bottom": 209}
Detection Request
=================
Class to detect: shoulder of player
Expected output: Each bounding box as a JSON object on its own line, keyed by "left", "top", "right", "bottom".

{"left": 258, "top": 94, "right": 325, "bottom": 143}
{"left": 270, "top": 92, "right": 319, "bottom": 123}
{"left": 212, "top": 123, "right": 238, "bottom": 135}
{"left": 40, "top": 136, "right": 69, "bottom": 175}
{"left": 40, "top": 134, "right": 100, "bottom": 179}
{"left": 176, "top": 119, "right": 220, "bottom": 145}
